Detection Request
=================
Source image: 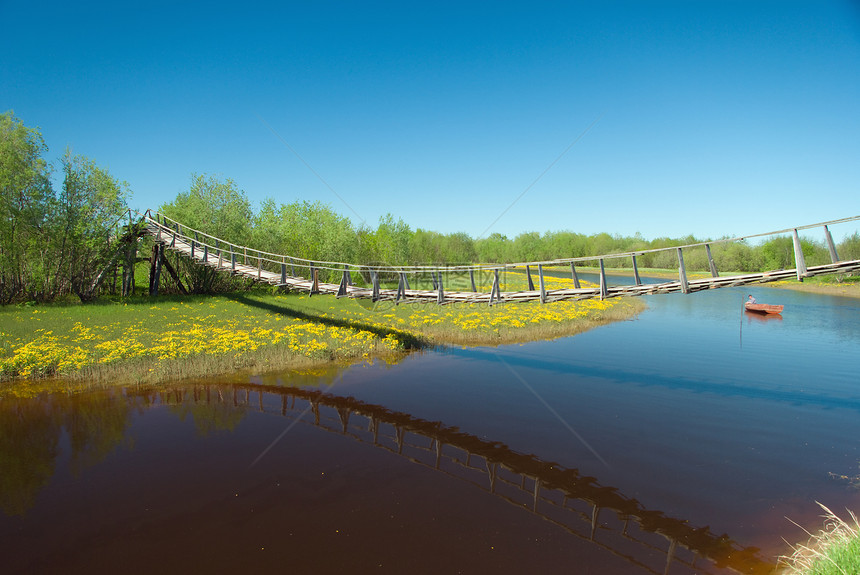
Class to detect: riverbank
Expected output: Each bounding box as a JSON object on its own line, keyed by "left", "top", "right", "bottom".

{"left": 0, "top": 275, "right": 644, "bottom": 394}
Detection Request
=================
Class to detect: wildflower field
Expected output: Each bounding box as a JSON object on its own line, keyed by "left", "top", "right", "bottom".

{"left": 0, "top": 271, "right": 643, "bottom": 389}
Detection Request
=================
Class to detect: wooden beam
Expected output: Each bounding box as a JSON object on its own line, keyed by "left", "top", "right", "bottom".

{"left": 824, "top": 225, "right": 840, "bottom": 263}
{"left": 436, "top": 271, "right": 445, "bottom": 304}
{"left": 538, "top": 264, "right": 546, "bottom": 304}
{"left": 705, "top": 243, "right": 719, "bottom": 277}
{"left": 632, "top": 255, "right": 642, "bottom": 285}
{"left": 160, "top": 250, "right": 188, "bottom": 295}
{"left": 598, "top": 259, "right": 607, "bottom": 300}
{"left": 677, "top": 248, "right": 689, "bottom": 294}
{"left": 792, "top": 229, "right": 808, "bottom": 280}
{"left": 570, "top": 262, "right": 581, "bottom": 289}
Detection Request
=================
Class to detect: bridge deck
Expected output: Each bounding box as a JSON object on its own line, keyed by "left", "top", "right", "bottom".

{"left": 144, "top": 216, "right": 860, "bottom": 303}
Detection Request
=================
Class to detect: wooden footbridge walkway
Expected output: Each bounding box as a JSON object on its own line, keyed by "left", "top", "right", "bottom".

{"left": 140, "top": 210, "right": 860, "bottom": 303}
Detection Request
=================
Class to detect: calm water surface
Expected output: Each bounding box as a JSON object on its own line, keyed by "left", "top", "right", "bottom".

{"left": 2, "top": 283, "right": 859, "bottom": 574}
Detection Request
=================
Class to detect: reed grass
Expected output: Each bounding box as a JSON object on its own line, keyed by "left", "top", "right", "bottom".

{"left": 781, "top": 503, "right": 860, "bottom": 575}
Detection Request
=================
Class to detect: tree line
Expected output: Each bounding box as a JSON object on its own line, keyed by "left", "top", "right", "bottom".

{"left": 3, "top": 111, "right": 859, "bottom": 302}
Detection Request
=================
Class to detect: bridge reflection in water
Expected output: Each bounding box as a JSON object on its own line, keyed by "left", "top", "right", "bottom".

{"left": 155, "top": 383, "right": 775, "bottom": 575}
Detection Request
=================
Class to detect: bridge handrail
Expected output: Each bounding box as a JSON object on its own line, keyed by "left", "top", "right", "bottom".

{"left": 143, "top": 210, "right": 860, "bottom": 275}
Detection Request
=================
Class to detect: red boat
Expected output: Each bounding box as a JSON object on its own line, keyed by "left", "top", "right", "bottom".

{"left": 744, "top": 302, "right": 784, "bottom": 315}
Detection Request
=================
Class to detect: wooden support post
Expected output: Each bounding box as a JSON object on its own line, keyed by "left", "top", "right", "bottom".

{"left": 470, "top": 269, "right": 477, "bottom": 292}
{"left": 538, "top": 264, "right": 546, "bottom": 304}
{"left": 486, "top": 461, "right": 498, "bottom": 493}
{"left": 231, "top": 251, "right": 236, "bottom": 272}
{"left": 311, "top": 267, "right": 319, "bottom": 294}
{"left": 281, "top": 263, "right": 287, "bottom": 285}
{"left": 149, "top": 244, "right": 163, "bottom": 296}
{"left": 290, "top": 258, "right": 295, "bottom": 277}
{"left": 160, "top": 251, "right": 187, "bottom": 294}
{"left": 337, "top": 268, "right": 349, "bottom": 297}
{"left": 664, "top": 538, "right": 678, "bottom": 575}
{"left": 395, "top": 426, "right": 405, "bottom": 454}
{"left": 257, "top": 255, "right": 262, "bottom": 280}
{"left": 396, "top": 273, "right": 407, "bottom": 303}
{"left": 217, "top": 241, "right": 223, "bottom": 268}
{"left": 371, "top": 270, "right": 380, "bottom": 301}
{"left": 490, "top": 269, "right": 501, "bottom": 305}
{"left": 533, "top": 479, "right": 541, "bottom": 512}
{"left": 591, "top": 504, "right": 600, "bottom": 541}
{"left": 677, "top": 248, "right": 689, "bottom": 294}
{"left": 203, "top": 244, "right": 208, "bottom": 263}
{"left": 122, "top": 236, "right": 138, "bottom": 297}
{"left": 190, "top": 240, "right": 196, "bottom": 259}
{"left": 632, "top": 255, "right": 642, "bottom": 285}
{"left": 824, "top": 225, "right": 840, "bottom": 263}
{"left": 402, "top": 270, "right": 409, "bottom": 289}
{"left": 599, "top": 259, "right": 608, "bottom": 300}
{"left": 346, "top": 269, "right": 352, "bottom": 285}
{"left": 243, "top": 246, "right": 248, "bottom": 265}
{"left": 526, "top": 265, "right": 535, "bottom": 291}
{"left": 570, "top": 262, "right": 581, "bottom": 289}
{"left": 430, "top": 271, "right": 438, "bottom": 290}
{"left": 792, "top": 229, "right": 808, "bottom": 281}
{"left": 705, "top": 243, "right": 719, "bottom": 277}
{"left": 436, "top": 271, "right": 445, "bottom": 304}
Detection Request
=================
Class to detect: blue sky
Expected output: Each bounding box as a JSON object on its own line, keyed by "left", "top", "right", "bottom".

{"left": 3, "top": 0, "right": 859, "bottom": 242}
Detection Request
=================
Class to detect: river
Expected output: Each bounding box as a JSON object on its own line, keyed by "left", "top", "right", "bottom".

{"left": 2, "top": 279, "right": 859, "bottom": 574}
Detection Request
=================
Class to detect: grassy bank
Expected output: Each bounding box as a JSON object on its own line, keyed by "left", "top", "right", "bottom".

{"left": 781, "top": 504, "right": 860, "bottom": 575}
{"left": 0, "top": 274, "right": 643, "bottom": 393}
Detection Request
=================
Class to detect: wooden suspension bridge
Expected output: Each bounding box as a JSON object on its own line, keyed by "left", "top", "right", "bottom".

{"left": 151, "top": 382, "right": 774, "bottom": 575}
{"left": 137, "top": 210, "right": 860, "bottom": 304}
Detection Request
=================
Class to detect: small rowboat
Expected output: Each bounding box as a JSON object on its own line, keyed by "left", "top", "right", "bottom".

{"left": 744, "top": 303, "right": 784, "bottom": 315}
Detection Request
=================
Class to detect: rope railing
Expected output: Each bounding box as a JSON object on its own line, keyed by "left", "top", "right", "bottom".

{"left": 139, "top": 209, "right": 860, "bottom": 303}
{"left": 143, "top": 210, "right": 860, "bottom": 275}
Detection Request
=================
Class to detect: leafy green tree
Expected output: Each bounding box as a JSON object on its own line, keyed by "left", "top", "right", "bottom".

{"left": 839, "top": 232, "right": 860, "bottom": 262}
{"left": 0, "top": 111, "right": 54, "bottom": 303}
{"left": 475, "top": 232, "right": 510, "bottom": 263}
{"left": 758, "top": 235, "right": 823, "bottom": 271}
{"left": 251, "top": 199, "right": 358, "bottom": 283}
{"left": 160, "top": 174, "right": 254, "bottom": 292}
{"left": 56, "top": 150, "right": 130, "bottom": 300}
{"left": 373, "top": 213, "right": 412, "bottom": 266}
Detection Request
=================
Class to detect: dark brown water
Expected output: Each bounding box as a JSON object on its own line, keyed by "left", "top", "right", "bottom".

{"left": 2, "top": 284, "right": 860, "bottom": 574}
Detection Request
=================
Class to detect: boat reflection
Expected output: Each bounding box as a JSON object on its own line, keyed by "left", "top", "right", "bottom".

{"left": 147, "top": 383, "right": 775, "bottom": 575}
{"left": 744, "top": 310, "right": 783, "bottom": 323}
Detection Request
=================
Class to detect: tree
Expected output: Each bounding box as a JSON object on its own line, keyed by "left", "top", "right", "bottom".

{"left": 56, "top": 150, "right": 130, "bottom": 300}
{"left": 160, "top": 174, "right": 254, "bottom": 293}
{"left": 0, "top": 111, "right": 54, "bottom": 303}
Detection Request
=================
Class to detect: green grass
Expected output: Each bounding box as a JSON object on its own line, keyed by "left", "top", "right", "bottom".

{"left": 781, "top": 503, "right": 860, "bottom": 575}
{"left": 0, "top": 275, "right": 644, "bottom": 393}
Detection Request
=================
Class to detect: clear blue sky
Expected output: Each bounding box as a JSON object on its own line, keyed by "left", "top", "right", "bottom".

{"left": 3, "top": 0, "right": 859, "bottom": 242}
